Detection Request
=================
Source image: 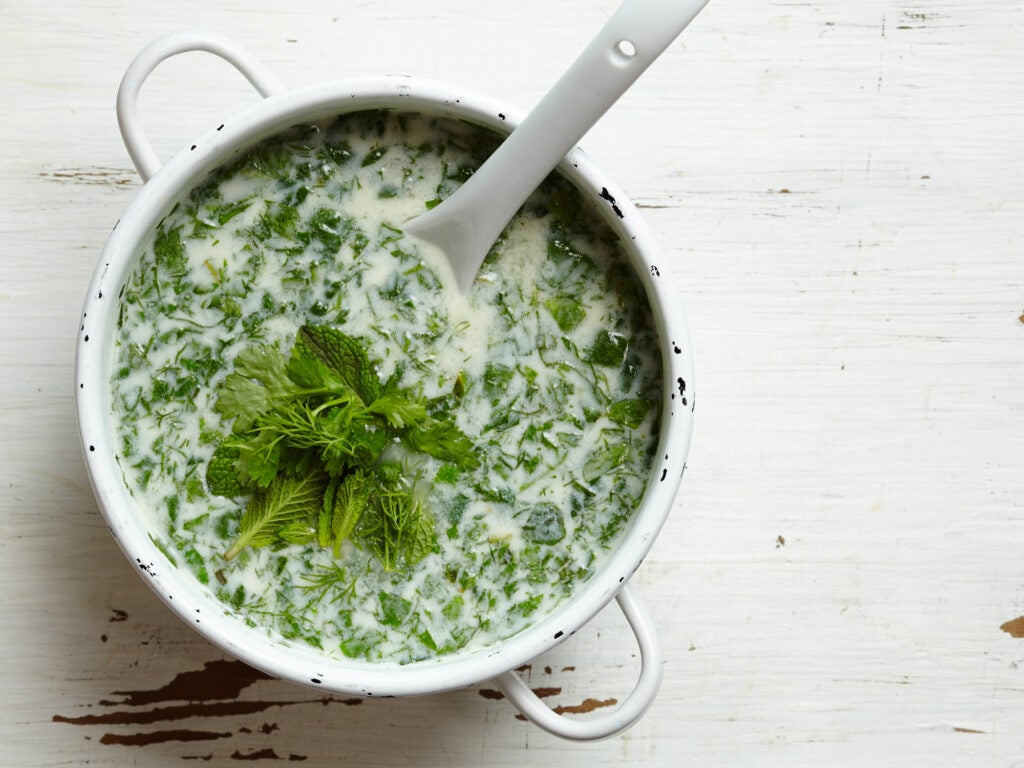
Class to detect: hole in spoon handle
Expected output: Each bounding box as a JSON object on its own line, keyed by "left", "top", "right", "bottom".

{"left": 613, "top": 39, "right": 637, "bottom": 62}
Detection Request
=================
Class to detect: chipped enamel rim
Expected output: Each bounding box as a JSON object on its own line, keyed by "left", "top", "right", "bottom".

{"left": 74, "top": 31, "right": 694, "bottom": 739}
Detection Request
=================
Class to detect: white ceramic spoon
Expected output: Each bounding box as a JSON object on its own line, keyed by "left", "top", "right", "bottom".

{"left": 404, "top": 0, "right": 711, "bottom": 293}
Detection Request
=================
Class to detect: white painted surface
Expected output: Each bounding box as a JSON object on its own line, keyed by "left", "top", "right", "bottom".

{"left": 1, "top": 0, "right": 1022, "bottom": 765}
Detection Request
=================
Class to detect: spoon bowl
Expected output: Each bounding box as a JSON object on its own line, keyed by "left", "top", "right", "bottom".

{"left": 404, "top": 0, "right": 711, "bottom": 292}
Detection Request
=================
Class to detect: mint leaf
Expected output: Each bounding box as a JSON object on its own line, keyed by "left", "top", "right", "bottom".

{"left": 305, "top": 208, "right": 352, "bottom": 255}
{"left": 154, "top": 225, "right": 186, "bottom": 274}
{"left": 224, "top": 472, "right": 326, "bottom": 559}
{"left": 377, "top": 591, "right": 412, "bottom": 627}
{"left": 285, "top": 353, "right": 359, "bottom": 401}
{"left": 442, "top": 595, "right": 464, "bottom": 621}
{"left": 278, "top": 520, "right": 317, "bottom": 545}
{"left": 607, "top": 398, "right": 651, "bottom": 429}
{"left": 544, "top": 296, "right": 586, "bottom": 332}
{"left": 319, "top": 476, "right": 339, "bottom": 548}
{"left": 589, "top": 330, "right": 629, "bottom": 367}
{"left": 206, "top": 443, "right": 244, "bottom": 497}
{"left": 406, "top": 509, "right": 436, "bottom": 564}
{"left": 482, "top": 363, "right": 515, "bottom": 397}
{"left": 288, "top": 325, "right": 380, "bottom": 402}
{"left": 330, "top": 471, "right": 372, "bottom": 557}
{"left": 524, "top": 503, "right": 566, "bottom": 545}
{"left": 582, "top": 443, "right": 630, "bottom": 483}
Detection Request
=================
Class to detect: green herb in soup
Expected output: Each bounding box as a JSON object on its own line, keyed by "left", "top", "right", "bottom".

{"left": 111, "top": 110, "right": 662, "bottom": 664}
{"left": 208, "top": 324, "right": 478, "bottom": 566}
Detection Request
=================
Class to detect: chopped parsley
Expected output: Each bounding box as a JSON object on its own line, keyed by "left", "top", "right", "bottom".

{"left": 110, "top": 110, "right": 662, "bottom": 664}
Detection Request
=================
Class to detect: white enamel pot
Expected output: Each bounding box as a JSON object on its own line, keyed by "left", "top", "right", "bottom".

{"left": 75, "top": 31, "right": 695, "bottom": 741}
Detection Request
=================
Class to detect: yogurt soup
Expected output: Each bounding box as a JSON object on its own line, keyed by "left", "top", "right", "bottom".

{"left": 111, "top": 110, "right": 662, "bottom": 664}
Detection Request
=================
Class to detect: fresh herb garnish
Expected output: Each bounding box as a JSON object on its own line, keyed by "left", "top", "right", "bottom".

{"left": 207, "top": 324, "right": 479, "bottom": 570}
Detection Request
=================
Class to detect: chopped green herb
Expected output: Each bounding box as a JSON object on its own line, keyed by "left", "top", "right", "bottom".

{"left": 589, "top": 330, "right": 629, "bottom": 367}
{"left": 111, "top": 109, "right": 663, "bottom": 666}
{"left": 524, "top": 503, "right": 567, "bottom": 545}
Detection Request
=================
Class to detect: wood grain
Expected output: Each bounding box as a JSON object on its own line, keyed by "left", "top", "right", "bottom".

{"left": 2, "top": 0, "right": 1022, "bottom": 765}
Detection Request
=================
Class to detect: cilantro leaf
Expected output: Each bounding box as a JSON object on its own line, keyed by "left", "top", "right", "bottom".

{"left": 215, "top": 345, "right": 299, "bottom": 432}
{"left": 367, "top": 390, "right": 428, "bottom": 428}
{"left": 215, "top": 374, "right": 271, "bottom": 432}
{"left": 233, "top": 430, "right": 282, "bottom": 489}
{"left": 235, "top": 344, "right": 293, "bottom": 389}
{"left": 403, "top": 417, "right": 480, "bottom": 470}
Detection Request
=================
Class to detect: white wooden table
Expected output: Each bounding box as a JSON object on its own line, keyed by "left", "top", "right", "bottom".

{"left": 3, "top": 0, "right": 1022, "bottom": 764}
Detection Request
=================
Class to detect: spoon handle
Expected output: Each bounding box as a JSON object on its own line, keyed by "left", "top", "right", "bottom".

{"left": 405, "top": 0, "right": 711, "bottom": 292}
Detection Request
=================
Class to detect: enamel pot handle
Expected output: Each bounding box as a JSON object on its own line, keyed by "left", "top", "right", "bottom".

{"left": 116, "top": 30, "right": 287, "bottom": 182}
{"left": 494, "top": 583, "right": 662, "bottom": 741}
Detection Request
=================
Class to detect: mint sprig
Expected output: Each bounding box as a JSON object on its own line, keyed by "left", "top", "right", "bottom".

{"left": 207, "top": 325, "right": 479, "bottom": 571}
